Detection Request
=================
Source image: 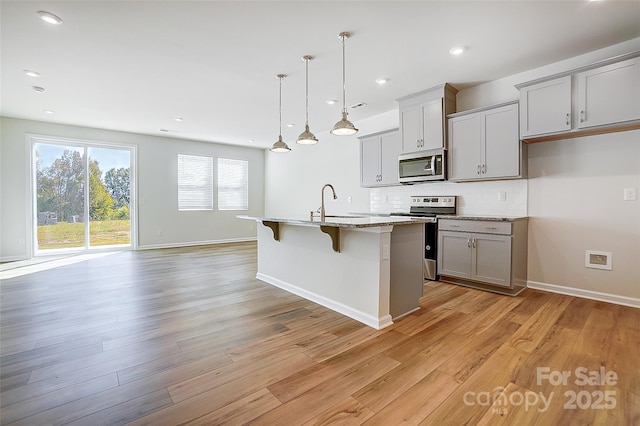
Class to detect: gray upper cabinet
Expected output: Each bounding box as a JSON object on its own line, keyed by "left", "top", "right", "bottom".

{"left": 576, "top": 57, "right": 640, "bottom": 129}
{"left": 448, "top": 102, "right": 525, "bottom": 181}
{"left": 397, "top": 83, "right": 457, "bottom": 153}
{"left": 519, "top": 76, "right": 572, "bottom": 138}
{"left": 359, "top": 129, "right": 401, "bottom": 187}
{"left": 516, "top": 53, "right": 640, "bottom": 141}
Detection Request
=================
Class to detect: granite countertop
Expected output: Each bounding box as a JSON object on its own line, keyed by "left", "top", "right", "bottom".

{"left": 237, "top": 214, "right": 431, "bottom": 228}
{"left": 437, "top": 215, "right": 528, "bottom": 222}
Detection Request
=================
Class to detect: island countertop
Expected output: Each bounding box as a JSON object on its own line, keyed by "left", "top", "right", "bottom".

{"left": 237, "top": 214, "right": 433, "bottom": 228}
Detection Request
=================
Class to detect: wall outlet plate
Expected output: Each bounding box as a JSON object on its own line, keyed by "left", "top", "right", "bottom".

{"left": 585, "top": 250, "right": 612, "bottom": 270}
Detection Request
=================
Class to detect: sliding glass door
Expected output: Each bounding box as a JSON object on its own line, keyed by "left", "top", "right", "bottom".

{"left": 33, "top": 138, "right": 134, "bottom": 254}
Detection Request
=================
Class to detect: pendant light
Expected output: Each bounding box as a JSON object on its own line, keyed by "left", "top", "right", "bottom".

{"left": 270, "top": 74, "right": 291, "bottom": 153}
{"left": 296, "top": 55, "right": 319, "bottom": 145}
{"left": 331, "top": 32, "right": 358, "bottom": 136}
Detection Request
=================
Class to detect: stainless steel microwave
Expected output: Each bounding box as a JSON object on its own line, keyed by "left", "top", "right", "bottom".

{"left": 398, "top": 148, "right": 446, "bottom": 183}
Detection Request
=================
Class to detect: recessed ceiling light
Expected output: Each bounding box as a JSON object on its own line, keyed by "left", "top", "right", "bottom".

{"left": 32, "top": 86, "right": 45, "bottom": 93}
{"left": 449, "top": 46, "right": 467, "bottom": 56}
{"left": 248, "top": 139, "right": 255, "bottom": 143}
{"left": 375, "top": 78, "right": 390, "bottom": 85}
{"left": 286, "top": 123, "right": 295, "bottom": 128}
{"left": 174, "top": 117, "right": 183, "bottom": 122}
{"left": 37, "top": 11, "right": 63, "bottom": 25}
{"left": 44, "top": 110, "right": 54, "bottom": 114}
{"left": 24, "top": 70, "right": 40, "bottom": 77}
{"left": 326, "top": 99, "right": 338, "bottom": 105}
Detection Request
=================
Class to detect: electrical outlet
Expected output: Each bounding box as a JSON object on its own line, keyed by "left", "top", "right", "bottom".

{"left": 157, "top": 230, "right": 163, "bottom": 237}
{"left": 585, "top": 250, "right": 612, "bottom": 270}
{"left": 623, "top": 188, "right": 636, "bottom": 201}
{"left": 498, "top": 192, "right": 507, "bottom": 201}
{"left": 347, "top": 196, "right": 352, "bottom": 203}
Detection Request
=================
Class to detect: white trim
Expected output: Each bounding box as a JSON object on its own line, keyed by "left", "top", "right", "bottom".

{"left": 138, "top": 237, "right": 256, "bottom": 250}
{"left": 527, "top": 280, "right": 640, "bottom": 309}
{"left": 256, "top": 272, "right": 394, "bottom": 330}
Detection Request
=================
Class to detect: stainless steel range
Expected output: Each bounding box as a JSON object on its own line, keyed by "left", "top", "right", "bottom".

{"left": 391, "top": 196, "right": 456, "bottom": 280}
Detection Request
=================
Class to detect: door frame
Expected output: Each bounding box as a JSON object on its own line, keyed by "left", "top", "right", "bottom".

{"left": 27, "top": 133, "right": 137, "bottom": 257}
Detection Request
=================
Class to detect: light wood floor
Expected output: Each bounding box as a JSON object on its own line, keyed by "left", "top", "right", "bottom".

{"left": 1, "top": 242, "right": 638, "bottom": 425}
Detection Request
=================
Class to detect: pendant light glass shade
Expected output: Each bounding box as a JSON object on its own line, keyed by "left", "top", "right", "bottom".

{"left": 331, "top": 32, "right": 358, "bottom": 136}
{"left": 270, "top": 74, "right": 291, "bottom": 153}
{"left": 297, "top": 55, "right": 318, "bottom": 145}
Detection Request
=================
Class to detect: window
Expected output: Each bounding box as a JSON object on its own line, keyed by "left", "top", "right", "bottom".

{"left": 218, "top": 158, "right": 248, "bottom": 211}
{"left": 178, "top": 154, "right": 213, "bottom": 211}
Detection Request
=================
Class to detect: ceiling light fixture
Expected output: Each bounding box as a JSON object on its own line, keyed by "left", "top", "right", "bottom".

{"left": 297, "top": 55, "right": 319, "bottom": 145}
{"left": 376, "top": 78, "right": 390, "bottom": 85}
{"left": 270, "top": 74, "right": 291, "bottom": 153}
{"left": 331, "top": 32, "right": 358, "bottom": 136}
{"left": 449, "top": 46, "right": 466, "bottom": 56}
{"left": 44, "top": 110, "right": 54, "bottom": 114}
{"left": 326, "top": 99, "right": 338, "bottom": 105}
{"left": 37, "top": 11, "right": 63, "bottom": 25}
{"left": 32, "top": 86, "right": 45, "bottom": 93}
{"left": 174, "top": 117, "right": 183, "bottom": 122}
{"left": 24, "top": 70, "right": 40, "bottom": 77}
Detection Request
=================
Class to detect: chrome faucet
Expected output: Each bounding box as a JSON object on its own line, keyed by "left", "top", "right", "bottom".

{"left": 320, "top": 184, "right": 337, "bottom": 221}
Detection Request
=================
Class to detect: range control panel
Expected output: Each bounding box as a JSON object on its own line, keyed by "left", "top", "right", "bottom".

{"left": 410, "top": 196, "right": 456, "bottom": 208}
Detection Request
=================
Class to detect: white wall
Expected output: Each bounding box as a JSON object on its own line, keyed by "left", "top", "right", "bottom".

{"left": 0, "top": 117, "right": 265, "bottom": 261}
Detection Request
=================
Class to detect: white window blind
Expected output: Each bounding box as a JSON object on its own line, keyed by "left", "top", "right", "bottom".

{"left": 177, "top": 154, "right": 213, "bottom": 211}
{"left": 217, "top": 158, "right": 248, "bottom": 211}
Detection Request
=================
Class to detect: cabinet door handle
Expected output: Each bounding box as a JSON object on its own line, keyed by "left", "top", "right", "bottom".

{"left": 566, "top": 113, "right": 570, "bottom": 126}
{"left": 477, "top": 165, "right": 481, "bottom": 175}
{"left": 467, "top": 238, "right": 471, "bottom": 247}
{"left": 472, "top": 238, "right": 476, "bottom": 248}
{"left": 482, "top": 164, "right": 486, "bottom": 174}
{"left": 580, "top": 110, "right": 585, "bottom": 123}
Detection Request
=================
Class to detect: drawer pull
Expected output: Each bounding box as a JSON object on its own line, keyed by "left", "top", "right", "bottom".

{"left": 486, "top": 226, "right": 498, "bottom": 230}
{"left": 449, "top": 224, "right": 460, "bottom": 228}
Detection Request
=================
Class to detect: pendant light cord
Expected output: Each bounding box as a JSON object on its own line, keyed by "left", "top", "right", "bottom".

{"left": 341, "top": 34, "right": 347, "bottom": 114}
{"left": 305, "top": 58, "right": 310, "bottom": 125}
{"left": 278, "top": 75, "right": 283, "bottom": 136}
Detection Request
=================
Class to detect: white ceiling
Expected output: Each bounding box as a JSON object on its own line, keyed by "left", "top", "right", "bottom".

{"left": 2, "top": 1, "right": 639, "bottom": 149}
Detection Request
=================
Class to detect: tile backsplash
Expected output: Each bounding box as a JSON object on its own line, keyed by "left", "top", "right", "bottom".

{"left": 370, "top": 180, "right": 528, "bottom": 217}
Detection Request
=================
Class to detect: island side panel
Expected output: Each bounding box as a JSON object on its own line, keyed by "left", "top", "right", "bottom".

{"left": 255, "top": 222, "right": 393, "bottom": 329}
{"left": 389, "top": 222, "right": 425, "bottom": 319}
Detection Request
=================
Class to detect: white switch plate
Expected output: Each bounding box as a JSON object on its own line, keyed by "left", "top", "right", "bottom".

{"left": 498, "top": 192, "right": 507, "bottom": 201}
{"left": 623, "top": 188, "right": 636, "bottom": 201}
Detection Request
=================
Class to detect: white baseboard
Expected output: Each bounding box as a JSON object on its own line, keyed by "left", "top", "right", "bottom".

{"left": 256, "top": 272, "right": 393, "bottom": 330}
{"left": 138, "top": 237, "right": 256, "bottom": 250}
{"left": 527, "top": 280, "right": 640, "bottom": 309}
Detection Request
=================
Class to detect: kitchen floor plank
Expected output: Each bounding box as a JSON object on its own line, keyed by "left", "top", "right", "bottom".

{"left": 302, "top": 396, "right": 375, "bottom": 426}
{"left": 249, "top": 354, "right": 400, "bottom": 426}
{"left": 1, "top": 242, "right": 638, "bottom": 425}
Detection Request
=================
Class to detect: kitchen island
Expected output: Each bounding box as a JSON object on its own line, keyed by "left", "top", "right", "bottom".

{"left": 238, "top": 215, "right": 428, "bottom": 329}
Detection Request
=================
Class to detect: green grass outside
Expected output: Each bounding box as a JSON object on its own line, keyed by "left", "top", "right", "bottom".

{"left": 38, "top": 220, "right": 131, "bottom": 249}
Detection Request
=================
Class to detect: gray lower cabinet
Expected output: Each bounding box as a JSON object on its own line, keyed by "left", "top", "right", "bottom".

{"left": 437, "top": 218, "right": 528, "bottom": 295}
